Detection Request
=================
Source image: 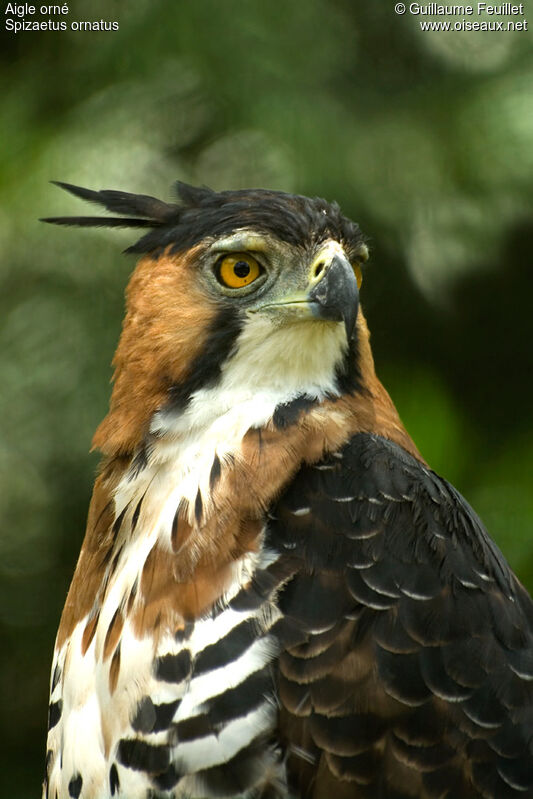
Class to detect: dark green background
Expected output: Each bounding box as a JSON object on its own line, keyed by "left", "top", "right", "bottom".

{"left": 1, "top": 1, "right": 532, "bottom": 795}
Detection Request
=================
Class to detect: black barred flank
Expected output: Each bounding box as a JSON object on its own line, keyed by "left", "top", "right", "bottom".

{"left": 174, "top": 714, "right": 213, "bottom": 743}
{"left": 47, "top": 699, "right": 62, "bottom": 730}
{"left": 193, "top": 618, "right": 258, "bottom": 677}
{"left": 117, "top": 738, "right": 170, "bottom": 773}
{"left": 152, "top": 764, "right": 182, "bottom": 791}
{"left": 109, "top": 764, "right": 120, "bottom": 795}
{"left": 197, "top": 735, "right": 280, "bottom": 796}
{"left": 42, "top": 181, "right": 366, "bottom": 258}
{"left": 154, "top": 649, "right": 192, "bottom": 683}
{"left": 150, "top": 699, "right": 181, "bottom": 733}
{"left": 207, "top": 666, "right": 274, "bottom": 726}
{"left": 132, "top": 696, "right": 180, "bottom": 734}
{"left": 51, "top": 662, "right": 61, "bottom": 692}
{"left": 131, "top": 696, "right": 156, "bottom": 734}
{"left": 67, "top": 773, "right": 82, "bottom": 799}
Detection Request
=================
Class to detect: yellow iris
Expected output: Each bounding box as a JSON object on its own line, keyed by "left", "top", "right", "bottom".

{"left": 217, "top": 253, "right": 261, "bottom": 288}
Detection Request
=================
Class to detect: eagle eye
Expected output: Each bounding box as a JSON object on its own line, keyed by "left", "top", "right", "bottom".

{"left": 216, "top": 253, "right": 262, "bottom": 289}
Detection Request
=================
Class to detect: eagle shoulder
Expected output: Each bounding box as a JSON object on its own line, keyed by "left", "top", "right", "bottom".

{"left": 271, "top": 432, "right": 533, "bottom": 799}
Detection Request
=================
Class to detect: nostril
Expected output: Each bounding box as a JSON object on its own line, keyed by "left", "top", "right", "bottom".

{"left": 313, "top": 261, "right": 325, "bottom": 279}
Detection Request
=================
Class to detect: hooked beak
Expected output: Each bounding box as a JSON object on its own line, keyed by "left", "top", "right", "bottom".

{"left": 307, "top": 253, "right": 359, "bottom": 340}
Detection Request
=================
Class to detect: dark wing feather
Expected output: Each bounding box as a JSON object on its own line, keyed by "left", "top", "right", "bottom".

{"left": 270, "top": 432, "right": 533, "bottom": 799}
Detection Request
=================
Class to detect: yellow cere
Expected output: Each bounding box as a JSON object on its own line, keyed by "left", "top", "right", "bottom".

{"left": 218, "top": 253, "right": 261, "bottom": 288}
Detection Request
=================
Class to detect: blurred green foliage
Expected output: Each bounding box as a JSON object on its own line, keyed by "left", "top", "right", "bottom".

{"left": 0, "top": 1, "right": 532, "bottom": 795}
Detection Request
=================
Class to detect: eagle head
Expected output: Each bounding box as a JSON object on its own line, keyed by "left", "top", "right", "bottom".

{"left": 44, "top": 183, "right": 369, "bottom": 457}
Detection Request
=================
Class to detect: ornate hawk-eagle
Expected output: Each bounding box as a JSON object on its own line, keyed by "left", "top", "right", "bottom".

{"left": 42, "top": 182, "right": 533, "bottom": 799}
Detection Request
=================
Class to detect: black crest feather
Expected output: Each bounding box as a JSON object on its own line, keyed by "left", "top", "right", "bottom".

{"left": 41, "top": 181, "right": 367, "bottom": 258}
{"left": 41, "top": 181, "right": 179, "bottom": 237}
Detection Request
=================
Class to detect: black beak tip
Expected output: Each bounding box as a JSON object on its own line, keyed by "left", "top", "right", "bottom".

{"left": 343, "top": 300, "right": 358, "bottom": 341}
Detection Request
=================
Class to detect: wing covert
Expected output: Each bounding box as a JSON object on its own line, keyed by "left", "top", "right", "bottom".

{"left": 269, "top": 432, "right": 533, "bottom": 799}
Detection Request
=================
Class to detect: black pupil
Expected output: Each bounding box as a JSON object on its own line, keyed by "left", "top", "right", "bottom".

{"left": 234, "top": 261, "right": 251, "bottom": 278}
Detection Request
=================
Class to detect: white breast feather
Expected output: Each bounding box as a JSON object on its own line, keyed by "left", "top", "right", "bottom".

{"left": 46, "top": 316, "right": 347, "bottom": 798}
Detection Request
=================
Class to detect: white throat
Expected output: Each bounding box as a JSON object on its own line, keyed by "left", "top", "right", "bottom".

{"left": 115, "top": 315, "right": 347, "bottom": 534}
{"left": 152, "top": 314, "right": 348, "bottom": 443}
